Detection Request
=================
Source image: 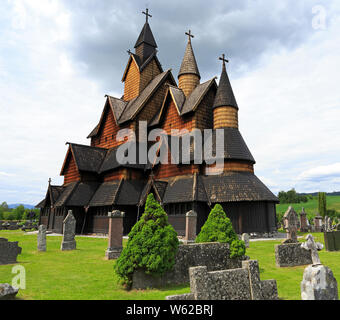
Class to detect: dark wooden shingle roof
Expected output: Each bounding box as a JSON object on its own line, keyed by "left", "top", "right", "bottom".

{"left": 178, "top": 39, "right": 200, "bottom": 79}
{"left": 88, "top": 180, "right": 122, "bottom": 207}
{"left": 213, "top": 62, "right": 238, "bottom": 110}
{"left": 203, "top": 172, "right": 279, "bottom": 203}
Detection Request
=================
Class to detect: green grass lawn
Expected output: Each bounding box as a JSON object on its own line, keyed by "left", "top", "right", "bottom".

{"left": 1, "top": 230, "right": 340, "bottom": 300}
{"left": 276, "top": 195, "right": 340, "bottom": 215}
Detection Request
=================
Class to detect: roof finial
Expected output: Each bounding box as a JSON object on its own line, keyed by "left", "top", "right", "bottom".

{"left": 142, "top": 8, "right": 152, "bottom": 23}
{"left": 219, "top": 54, "right": 229, "bottom": 68}
{"left": 48, "top": 178, "right": 52, "bottom": 185}
{"left": 185, "top": 30, "right": 194, "bottom": 42}
{"left": 127, "top": 49, "right": 132, "bottom": 55}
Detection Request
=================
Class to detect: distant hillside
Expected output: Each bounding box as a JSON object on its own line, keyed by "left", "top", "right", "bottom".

{"left": 298, "top": 192, "right": 340, "bottom": 197}
{"left": 8, "top": 204, "right": 35, "bottom": 209}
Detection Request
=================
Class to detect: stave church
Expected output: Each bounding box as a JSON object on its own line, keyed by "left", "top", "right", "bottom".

{"left": 37, "top": 10, "right": 278, "bottom": 236}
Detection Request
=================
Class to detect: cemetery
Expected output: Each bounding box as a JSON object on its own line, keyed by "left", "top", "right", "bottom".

{"left": 0, "top": 196, "right": 340, "bottom": 300}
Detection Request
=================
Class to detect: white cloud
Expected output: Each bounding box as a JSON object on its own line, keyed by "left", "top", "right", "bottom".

{"left": 297, "top": 163, "right": 340, "bottom": 181}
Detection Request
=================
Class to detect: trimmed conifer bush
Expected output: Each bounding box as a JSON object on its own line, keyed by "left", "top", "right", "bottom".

{"left": 114, "top": 193, "right": 179, "bottom": 287}
{"left": 195, "top": 204, "right": 245, "bottom": 258}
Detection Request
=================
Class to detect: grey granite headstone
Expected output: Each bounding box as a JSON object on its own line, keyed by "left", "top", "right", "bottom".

{"left": 166, "top": 259, "right": 278, "bottom": 300}
{"left": 242, "top": 233, "right": 250, "bottom": 248}
{"left": 37, "top": 225, "right": 47, "bottom": 252}
{"left": 282, "top": 206, "right": 299, "bottom": 243}
{"left": 61, "top": 211, "right": 76, "bottom": 251}
{"left": 0, "top": 284, "right": 19, "bottom": 300}
{"left": 301, "top": 265, "right": 338, "bottom": 300}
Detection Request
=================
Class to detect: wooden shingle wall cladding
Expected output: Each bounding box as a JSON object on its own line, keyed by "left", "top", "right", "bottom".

{"left": 178, "top": 74, "right": 200, "bottom": 97}
{"left": 139, "top": 58, "right": 162, "bottom": 93}
{"left": 103, "top": 169, "right": 143, "bottom": 181}
{"left": 124, "top": 59, "right": 140, "bottom": 101}
{"left": 192, "top": 88, "right": 215, "bottom": 131}
{"left": 92, "top": 107, "right": 132, "bottom": 149}
{"left": 162, "top": 99, "right": 193, "bottom": 134}
{"left": 214, "top": 106, "right": 239, "bottom": 129}
{"left": 63, "top": 154, "right": 81, "bottom": 185}
{"left": 205, "top": 161, "right": 254, "bottom": 175}
{"left": 103, "top": 169, "right": 126, "bottom": 182}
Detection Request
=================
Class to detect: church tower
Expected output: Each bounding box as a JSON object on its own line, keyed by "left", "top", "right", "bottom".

{"left": 178, "top": 30, "right": 201, "bottom": 97}
{"left": 122, "top": 9, "right": 163, "bottom": 101}
{"left": 213, "top": 54, "right": 239, "bottom": 129}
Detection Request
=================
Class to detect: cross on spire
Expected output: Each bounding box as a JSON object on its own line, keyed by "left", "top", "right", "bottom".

{"left": 185, "top": 30, "right": 194, "bottom": 42}
{"left": 142, "top": 8, "right": 152, "bottom": 23}
{"left": 127, "top": 49, "right": 132, "bottom": 55}
{"left": 48, "top": 178, "right": 52, "bottom": 185}
{"left": 219, "top": 54, "right": 229, "bottom": 65}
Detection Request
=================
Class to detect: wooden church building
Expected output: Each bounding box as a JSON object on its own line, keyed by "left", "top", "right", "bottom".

{"left": 37, "top": 10, "right": 278, "bottom": 236}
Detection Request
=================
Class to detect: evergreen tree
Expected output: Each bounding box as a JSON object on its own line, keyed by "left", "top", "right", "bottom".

{"left": 318, "top": 192, "right": 327, "bottom": 217}
{"left": 114, "top": 194, "right": 179, "bottom": 287}
{"left": 195, "top": 204, "right": 245, "bottom": 258}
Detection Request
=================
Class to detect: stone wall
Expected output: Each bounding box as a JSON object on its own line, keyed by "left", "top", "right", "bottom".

{"left": 132, "top": 242, "right": 245, "bottom": 289}
{"left": 166, "top": 260, "right": 278, "bottom": 300}
{"left": 275, "top": 243, "right": 312, "bottom": 267}
{"left": 0, "top": 238, "right": 22, "bottom": 265}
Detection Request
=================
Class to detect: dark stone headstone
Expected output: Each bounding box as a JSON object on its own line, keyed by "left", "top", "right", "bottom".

{"left": 0, "top": 238, "right": 22, "bottom": 265}
{"left": 275, "top": 243, "right": 312, "bottom": 267}
{"left": 106, "top": 211, "right": 124, "bottom": 260}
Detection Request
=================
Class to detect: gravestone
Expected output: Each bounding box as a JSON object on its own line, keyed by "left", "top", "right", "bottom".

{"left": 61, "top": 211, "right": 76, "bottom": 251}
{"left": 275, "top": 207, "right": 312, "bottom": 267}
{"left": 0, "top": 284, "right": 19, "bottom": 300}
{"left": 282, "top": 206, "right": 298, "bottom": 243}
{"left": 37, "top": 225, "right": 47, "bottom": 252}
{"left": 301, "top": 234, "right": 338, "bottom": 300}
{"left": 300, "top": 208, "right": 308, "bottom": 232}
{"left": 0, "top": 238, "right": 22, "bottom": 265}
{"left": 242, "top": 233, "right": 250, "bottom": 248}
{"left": 166, "top": 260, "right": 278, "bottom": 300}
{"left": 314, "top": 215, "right": 323, "bottom": 232}
{"left": 184, "top": 210, "right": 197, "bottom": 244}
{"left": 106, "top": 211, "right": 124, "bottom": 260}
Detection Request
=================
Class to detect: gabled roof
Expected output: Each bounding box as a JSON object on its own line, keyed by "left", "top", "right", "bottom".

{"left": 162, "top": 175, "right": 208, "bottom": 204}
{"left": 99, "top": 142, "right": 148, "bottom": 174}
{"left": 61, "top": 143, "right": 107, "bottom": 175}
{"left": 180, "top": 78, "right": 217, "bottom": 115}
{"left": 178, "top": 39, "right": 200, "bottom": 79}
{"left": 152, "top": 78, "right": 217, "bottom": 127}
{"left": 107, "top": 96, "right": 128, "bottom": 122}
{"left": 121, "top": 52, "right": 163, "bottom": 83}
{"left": 134, "top": 22, "right": 157, "bottom": 49}
{"left": 115, "top": 179, "right": 145, "bottom": 206}
{"left": 118, "top": 69, "right": 176, "bottom": 124}
{"left": 54, "top": 182, "right": 79, "bottom": 207}
{"left": 66, "top": 182, "right": 100, "bottom": 207}
{"left": 88, "top": 180, "right": 123, "bottom": 207}
{"left": 138, "top": 177, "right": 168, "bottom": 206}
{"left": 213, "top": 61, "right": 238, "bottom": 110}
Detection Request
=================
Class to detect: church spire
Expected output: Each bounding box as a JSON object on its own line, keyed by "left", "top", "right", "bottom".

{"left": 213, "top": 54, "right": 239, "bottom": 129}
{"left": 134, "top": 8, "right": 158, "bottom": 63}
{"left": 178, "top": 30, "right": 201, "bottom": 97}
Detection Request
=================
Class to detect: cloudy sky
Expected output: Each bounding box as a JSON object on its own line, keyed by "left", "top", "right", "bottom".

{"left": 1, "top": 0, "right": 340, "bottom": 205}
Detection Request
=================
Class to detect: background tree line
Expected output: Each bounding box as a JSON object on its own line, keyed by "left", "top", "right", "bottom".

{"left": 0, "top": 202, "right": 40, "bottom": 221}
{"left": 278, "top": 189, "right": 309, "bottom": 204}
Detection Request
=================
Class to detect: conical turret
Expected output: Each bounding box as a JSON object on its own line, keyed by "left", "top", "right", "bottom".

{"left": 213, "top": 55, "right": 239, "bottom": 129}
{"left": 178, "top": 30, "right": 200, "bottom": 97}
{"left": 134, "top": 9, "right": 157, "bottom": 63}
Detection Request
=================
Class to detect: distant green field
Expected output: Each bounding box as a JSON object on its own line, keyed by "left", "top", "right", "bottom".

{"left": 276, "top": 195, "right": 340, "bottom": 215}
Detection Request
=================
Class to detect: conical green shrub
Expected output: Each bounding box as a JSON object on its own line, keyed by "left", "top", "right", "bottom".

{"left": 114, "top": 193, "right": 179, "bottom": 286}
{"left": 195, "top": 204, "right": 245, "bottom": 258}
